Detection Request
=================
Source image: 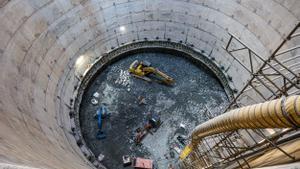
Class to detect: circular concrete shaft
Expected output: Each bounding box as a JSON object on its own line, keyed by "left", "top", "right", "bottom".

{"left": 0, "top": 0, "right": 299, "bottom": 169}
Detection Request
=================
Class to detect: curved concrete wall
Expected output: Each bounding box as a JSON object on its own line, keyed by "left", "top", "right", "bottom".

{"left": 0, "top": 0, "right": 299, "bottom": 169}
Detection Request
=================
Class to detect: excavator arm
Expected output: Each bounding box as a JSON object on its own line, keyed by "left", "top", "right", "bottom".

{"left": 142, "top": 67, "right": 174, "bottom": 85}
{"left": 129, "top": 60, "right": 174, "bottom": 85}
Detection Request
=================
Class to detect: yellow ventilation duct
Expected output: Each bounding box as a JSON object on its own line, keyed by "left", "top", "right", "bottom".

{"left": 190, "top": 95, "right": 299, "bottom": 152}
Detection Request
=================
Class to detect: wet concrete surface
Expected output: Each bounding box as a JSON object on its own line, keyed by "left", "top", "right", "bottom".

{"left": 79, "top": 52, "right": 229, "bottom": 169}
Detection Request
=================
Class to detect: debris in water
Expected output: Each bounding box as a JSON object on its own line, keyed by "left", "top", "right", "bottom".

{"left": 93, "top": 92, "right": 100, "bottom": 98}
{"left": 91, "top": 98, "right": 98, "bottom": 105}
{"left": 98, "top": 154, "right": 105, "bottom": 162}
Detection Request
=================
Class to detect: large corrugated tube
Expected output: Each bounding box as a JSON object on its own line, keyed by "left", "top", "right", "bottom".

{"left": 191, "top": 95, "right": 300, "bottom": 147}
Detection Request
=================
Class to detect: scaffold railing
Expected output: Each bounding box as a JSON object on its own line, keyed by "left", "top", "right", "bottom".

{"left": 180, "top": 22, "right": 300, "bottom": 169}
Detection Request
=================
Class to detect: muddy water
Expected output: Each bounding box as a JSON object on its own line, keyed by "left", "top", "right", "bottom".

{"left": 79, "top": 52, "right": 229, "bottom": 169}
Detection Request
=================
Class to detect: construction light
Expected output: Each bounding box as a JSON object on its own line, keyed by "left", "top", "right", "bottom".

{"left": 75, "top": 55, "right": 86, "bottom": 68}
{"left": 119, "top": 26, "right": 126, "bottom": 33}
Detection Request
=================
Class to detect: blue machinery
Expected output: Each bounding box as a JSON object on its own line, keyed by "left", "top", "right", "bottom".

{"left": 96, "top": 106, "right": 109, "bottom": 140}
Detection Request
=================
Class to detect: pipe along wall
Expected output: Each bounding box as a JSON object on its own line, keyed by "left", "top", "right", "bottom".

{"left": 180, "top": 95, "right": 300, "bottom": 159}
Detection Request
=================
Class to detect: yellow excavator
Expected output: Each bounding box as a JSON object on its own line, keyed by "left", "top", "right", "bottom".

{"left": 129, "top": 60, "right": 174, "bottom": 85}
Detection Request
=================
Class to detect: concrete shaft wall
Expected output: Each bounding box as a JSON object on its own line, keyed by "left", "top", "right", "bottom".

{"left": 0, "top": 0, "right": 299, "bottom": 169}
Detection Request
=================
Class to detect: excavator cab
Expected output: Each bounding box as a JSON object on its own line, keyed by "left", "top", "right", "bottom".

{"left": 129, "top": 60, "right": 174, "bottom": 85}
{"left": 129, "top": 60, "right": 151, "bottom": 75}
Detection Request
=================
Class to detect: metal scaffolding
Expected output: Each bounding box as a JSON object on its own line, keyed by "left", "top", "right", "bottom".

{"left": 180, "top": 22, "right": 300, "bottom": 169}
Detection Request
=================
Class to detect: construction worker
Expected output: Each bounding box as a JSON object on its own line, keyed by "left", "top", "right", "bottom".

{"left": 168, "top": 164, "right": 175, "bottom": 169}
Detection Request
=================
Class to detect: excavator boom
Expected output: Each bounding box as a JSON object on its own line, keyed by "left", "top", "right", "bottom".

{"left": 142, "top": 67, "right": 174, "bottom": 85}
{"left": 129, "top": 60, "right": 174, "bottom": 85}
